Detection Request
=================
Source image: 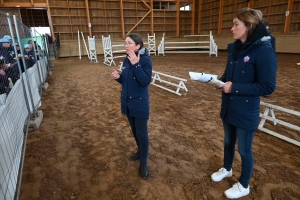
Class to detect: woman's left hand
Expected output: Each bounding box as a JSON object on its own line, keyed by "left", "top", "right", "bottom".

{"left": 127, "top": 50, "right": 140, "bottom": 65}
{"left": 221, "top": 81, "right": 232, "bottom": 93}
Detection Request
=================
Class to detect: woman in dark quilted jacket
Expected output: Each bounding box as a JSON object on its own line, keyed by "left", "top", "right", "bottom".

{"left": 211, "top": 8, "right": 277, "bottom": 199}
{"left": 111, "top": 33, "right": 152, "bottom": 180}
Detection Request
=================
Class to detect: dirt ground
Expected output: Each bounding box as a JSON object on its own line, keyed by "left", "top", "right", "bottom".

{"left": 19, "top": 52, "right": 300, "bottom": 200}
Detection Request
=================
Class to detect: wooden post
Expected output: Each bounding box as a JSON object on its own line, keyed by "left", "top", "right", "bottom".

{"left": 247, "top": 0, "right": 253, "bottom": 8}
{"left": 198, "top": 0, "right": 202, "bottom": 34}
{"left": 191, "top": 0, "right": 195, "bottom": 34}
{"left": 218, "top": 0, "right": 224, "bottom": 35}
{"left": 150, "top": 0, "right": 154, "bottom": 35}
{"left": 176, "top": 0, "right": 179, "bottom": 37}
{"left": 45, "top": 0, "right": 55, "bottom": 42}
{"left": 284, "top": 0, "right": 294, "bottom": 33}
{"left": 120, "top": 0, "right": 125, "bottom": 38}
{"left": 85, "top": 0, "right": 92, "bottom": 38}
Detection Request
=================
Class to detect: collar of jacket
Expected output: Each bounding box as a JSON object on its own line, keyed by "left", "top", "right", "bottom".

{"left": 136, "top": 47, "right": 150, "bottom": 57}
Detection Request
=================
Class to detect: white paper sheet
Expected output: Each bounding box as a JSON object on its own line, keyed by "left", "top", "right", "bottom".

{"left": 189, "top": 72, "right": 225, "bottom": 86}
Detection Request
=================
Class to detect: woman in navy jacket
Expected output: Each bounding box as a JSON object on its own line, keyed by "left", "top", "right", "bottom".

{"left": 111, "top": 33, "right": 152, "bottom": 179}
{"left": 211, "top": 8, "right": 277, "bottom": 199}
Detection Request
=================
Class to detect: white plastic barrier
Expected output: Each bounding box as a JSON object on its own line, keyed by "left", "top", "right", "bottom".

{"left": 0, "top": 105, "right": 23, "bottom": 200}
{"left": 118, "top": 62, "right": 187, "bottom": 96}
{"left": 26, "top": 64, "right": 42, "bottom": 111}
{"left": 151, "top": 71, "right": 188, "bottom": 96}
{"left": 158, "top": 31, "right": 217, "bottom": 57}
{"left": 0, "top": 56, "right": 48, "bottom": 199}
{"left": 259, "top": 101, "right": 300, "bottom": 147}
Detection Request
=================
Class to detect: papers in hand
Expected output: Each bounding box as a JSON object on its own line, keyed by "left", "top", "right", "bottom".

{"left": 189, "top": 72, "right": 225, "bottom": 87}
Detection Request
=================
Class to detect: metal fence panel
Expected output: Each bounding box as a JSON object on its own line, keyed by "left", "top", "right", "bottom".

{"left": 0, "top": 11, "right": 51, "bottom": 200}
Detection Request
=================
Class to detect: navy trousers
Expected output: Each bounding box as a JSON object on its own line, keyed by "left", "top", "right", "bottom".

{"left": 126, "top": 115, "right": 149, "bottom": 165}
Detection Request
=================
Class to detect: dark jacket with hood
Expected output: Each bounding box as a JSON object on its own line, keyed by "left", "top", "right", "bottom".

{"left": 266, "top": 29, "right": 276, "bottom": 51}
{"left": 116, "top": 48, "right": 152, "bottom": 119}
{"left": 219, "top": 22, "right": 277, "bottom": 130}
{"left": 23, "top": 49, "right": 37, "bottom": 68}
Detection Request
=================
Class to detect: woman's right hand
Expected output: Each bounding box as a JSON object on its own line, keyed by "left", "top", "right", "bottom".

{"left": 111, "top": 69, "right": 120, "bottom": 79}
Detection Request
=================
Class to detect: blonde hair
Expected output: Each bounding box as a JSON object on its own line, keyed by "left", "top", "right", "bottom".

{"left": 236, "top": 7, "right": 263, "bottom": 37}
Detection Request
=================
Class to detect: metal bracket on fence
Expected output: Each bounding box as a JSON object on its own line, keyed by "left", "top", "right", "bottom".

{"left": 24, "top": 110, "right": 44, "bottom": 132}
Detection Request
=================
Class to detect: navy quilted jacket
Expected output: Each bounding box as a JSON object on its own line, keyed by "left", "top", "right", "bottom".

{"left": 219, "top": 22, "right": 278, "bottom": 130}
{"left": 116, "top": 48, "right": 152, "bottom": 118}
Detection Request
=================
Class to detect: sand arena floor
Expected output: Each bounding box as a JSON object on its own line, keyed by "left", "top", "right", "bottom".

{"left": 20, "top": 52, "right": 300, "bottom": 200}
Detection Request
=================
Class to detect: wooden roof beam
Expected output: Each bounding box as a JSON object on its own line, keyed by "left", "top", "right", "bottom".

{"left": 0, "top": 2, "right": 47, "bottom": 8}
{"left": 141, "top": 0, "right": 150, "bottom": 9}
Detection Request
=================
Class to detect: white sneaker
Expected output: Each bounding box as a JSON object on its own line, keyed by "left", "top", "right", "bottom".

{"left": 224, "top": 182, "right": 250, "bottom": 199}
{"left": 211, "top": 167, "right": 232, "bottom": 182}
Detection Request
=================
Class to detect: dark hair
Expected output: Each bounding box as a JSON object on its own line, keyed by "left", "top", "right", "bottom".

{"left": 236, "top": 7, "right": 263, "bottom": 37}
{"left": 125, "top": 33, "right": 144, "bottom": 50}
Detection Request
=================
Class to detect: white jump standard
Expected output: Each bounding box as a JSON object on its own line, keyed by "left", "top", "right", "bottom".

{"left": 118, "top": 62, "right": 188, "bottom": 96}
{"left": 88, "top": 36, "right": 98, "bottom": 63}
{"left": 151, "top": 71, "right": 188, "bottom": 96}
{"left": 102, "top": 35, "right": 119, "bottom": 66}
{"left": 259, "top": 101, "right": 300, "bottom": 147}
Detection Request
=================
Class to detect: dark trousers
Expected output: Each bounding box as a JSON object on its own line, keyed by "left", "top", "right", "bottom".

{"left": 222, "top": 120, "right": 255, "bottom": 188}
{"left": 126, "top": 115, "right": 149, "bottom": 165}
